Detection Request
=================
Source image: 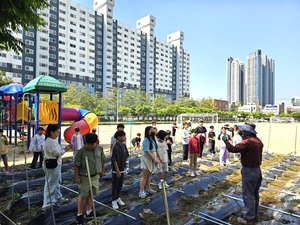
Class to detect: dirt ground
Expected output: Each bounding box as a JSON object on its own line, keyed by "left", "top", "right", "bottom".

{"left": 1, "top": 122, "right": 300, "bottom": 225}
{"left": 4, "top": 122, "right": 300, "bottom": 167}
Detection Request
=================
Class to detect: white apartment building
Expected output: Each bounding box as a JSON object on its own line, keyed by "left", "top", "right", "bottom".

{"left": 0, "top": 0, "right": 190, "bottom": 100}
{"left": 227, "top": 50, "right": 275, "bottom": 107}
{"left": 226, "top": 57, "right": 245, "bottom": 104}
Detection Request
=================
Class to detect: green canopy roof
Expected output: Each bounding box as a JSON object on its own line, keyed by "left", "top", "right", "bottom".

{"left": 23, "top": 75, "right": 67, "bottom": 93}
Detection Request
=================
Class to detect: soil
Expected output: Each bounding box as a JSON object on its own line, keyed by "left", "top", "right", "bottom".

{"left": 1, "top": 143, "right": 299, "bottom": 225}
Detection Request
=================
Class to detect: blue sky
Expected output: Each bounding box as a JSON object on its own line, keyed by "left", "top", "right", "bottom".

{"left": 76, "top": 0, "right": 300, "bottom": 105}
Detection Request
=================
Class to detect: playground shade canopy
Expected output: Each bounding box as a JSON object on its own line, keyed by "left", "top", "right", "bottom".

{"left": 0, "top": 83, "right": 23, "bottom": 95}
{"left": 23, "top": 75, "right": 67, "bottom": 93}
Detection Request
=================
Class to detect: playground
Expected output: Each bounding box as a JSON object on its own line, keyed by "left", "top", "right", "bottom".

{"left": 0, "top": 76, "right": 98, "bottom": 148}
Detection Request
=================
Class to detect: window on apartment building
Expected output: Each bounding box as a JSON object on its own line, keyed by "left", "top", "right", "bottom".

{"left": 70, "top": 13, "right": 76, "bottom": 18}
{"left": 70, "top": 44, "right": 76, "bottom": 48}
{"left": 49, "top": 62, "right": 56, "bottom": 67}
{"left": 49, "top": 54, "right": 56, "bottom": 59}
{"left": 50, "top": 22, "right": 56, "bottom": 27}
{"left": 70, "top": 36, "right": 76, "bottom": 41}
{"left": 50, "top": 38, "right": 56, "bottom": 43}
{"left": 25, "top": 57, "right": 33, "bottom": 63}
{"left": 80, "top": 10, "right": 85, "bottom": 15}
{"left": 80, "top": 24, "right": 85, "bottom": 29}
{"left": 59, "top": 33, "right": 65, "bottom": 37}
{"left": 79, "top": 53, "right": 85, "bottom": 57}
{"left": 39, "top": 54, "right": 48, "bottom": 59}
{"left": 80, "top": 32, "right": 85, "bottom": 36}
{"left": 70, "top": 66, "right": 76, "bottom": 70}
{"left": 59, "top": 40, "right": 65, "bottom": 45}
{"left": 70, "top": 29, "right": 76, "bottom": 33}
{"left": 79, "top": 46, "right": 85, "bottom": 51}
{"left": 25, "top": 66, "right": 34, "bottom": 71}
{"left": 49, "top": 46, "right": 56, "bottom": 51}
{"left": 70, "top": 21, "right": 76, "bottom": 26}
{"left": 59, "top": 25, "right": 65, "bottom": 30}
{"left": 49, "top": 70, "right": 56, "bottom": 75}
{"left": 25, "top": 40, "right": 34, "bottom": 46}
{"left": 25, "top": 48, "right": 34, "bottom": 54}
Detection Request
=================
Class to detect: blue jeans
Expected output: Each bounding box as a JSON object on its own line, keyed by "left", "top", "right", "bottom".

{"left": 43, "top": 164, "right": 62, "bottom": 207}
{"left": 241, "top": 166, "right": 262, "bottom": 220}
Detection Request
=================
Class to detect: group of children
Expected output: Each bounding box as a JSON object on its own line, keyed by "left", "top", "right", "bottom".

{"left": 182, "top": 121, "right": 243, "bottom": 175}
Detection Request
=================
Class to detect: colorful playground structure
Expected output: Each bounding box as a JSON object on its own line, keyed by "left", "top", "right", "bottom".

{"left": 0, "top": 76, "right": 98, "bottom": 145}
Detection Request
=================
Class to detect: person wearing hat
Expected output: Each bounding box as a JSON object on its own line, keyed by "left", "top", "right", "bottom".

{"left": 71, "top": 127, "right": 84, "bottom": 161}
{"left": 28, "top": 126, "right": 45, "bottom": 169}
{"left": 222, "top": 122, "right": 263, "bottom": 224}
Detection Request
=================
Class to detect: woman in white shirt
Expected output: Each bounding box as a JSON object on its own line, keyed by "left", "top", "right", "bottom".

{"left": 42, "top": 124, "right": 73, "bottom": 211}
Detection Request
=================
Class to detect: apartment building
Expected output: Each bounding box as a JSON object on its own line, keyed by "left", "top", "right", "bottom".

{"left": 227, "top": 50, "right": 275, "bottom": 107}
{"left": 0, "top": 0, "right": 190, "bottom": 100}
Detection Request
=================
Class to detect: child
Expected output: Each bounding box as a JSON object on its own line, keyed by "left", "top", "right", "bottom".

{"left": 188, "top": 129, "right": 200, "bottom": 176}
{"left": 156, "top": 130, "right": 169, "bottom": 189}
{"left": 217, "top": 127, "right": 231, "bottom": 166}
{"left": 28, "top": 126, "right": 45, "bottom": 169}
{"left": 208, "top": 126, "right": 216, "bottom": 157}
{"left": 165, "top": 130, "right": 173, "bottom": 166}
{"left": 0, "top": 129, "right": 9, "bottom": 174}
{"left": 71, "top": 127, "right": 84, "bottom": 161}
{"left": 74, "top": 133, "right": 106, "bottom": 224}
{"left": 111, "top": 130, "right": 129, "bottom": 209}
{"left": 181, "top": 122, "right": 190, "bottom": 163}
{"left": 171, "top": 123, "right": 177, "bottom": 142}
{"left": 131, "top": 133, "right": 141, "bottom": 151}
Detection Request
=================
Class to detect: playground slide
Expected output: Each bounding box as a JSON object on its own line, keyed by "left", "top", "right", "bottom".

{"left": 14, "top": 102, "right": 98, "bottom": 143}
{"left": 62, "top": 108, "right": 98, "bottom": 143}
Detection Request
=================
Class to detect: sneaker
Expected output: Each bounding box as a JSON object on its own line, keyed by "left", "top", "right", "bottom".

{"left": 226, "top": 160, "right": 231, "bottom": 164}
{"left": 58, "top": 197, "right": 68, "bottom": 202}
{"left": 199, "top": 158, "right": 204, "bottom": 161}
{"left": 190, "top": 171, "right": 195, "bottom": 177}
{"left": 158, "top": 182, "right": 162, "bottom": 190}
{"left": 146, "top": 188, "right": 156, "bottom": 194}
{"left": 194, "top": 171, "right": 200, "bottom": 176}
{"left": 117, "top": 198, "right": 125, "bottom": 206}
{"left": 76, "top": 214, "right": 84, "bottom": 225}
{"left": 84, "top": 210, "right": 94, "bottom": 220}
{"left": 164, "top": 182, "right": 169, "bottom": 188}
{"left": 112, "top": 200, "right": 119, "bottom": 209}
{"left": 139, "top": 191, "right": 146, "bottom": 199}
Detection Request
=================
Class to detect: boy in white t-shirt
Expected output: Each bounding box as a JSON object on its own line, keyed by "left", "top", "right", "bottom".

{"left": 156, "top": 130, "right": 169, "bottom": 189}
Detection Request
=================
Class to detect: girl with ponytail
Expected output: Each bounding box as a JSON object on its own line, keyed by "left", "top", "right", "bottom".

{"left": 42, "top": 124, "right": 73, "bottom": 211}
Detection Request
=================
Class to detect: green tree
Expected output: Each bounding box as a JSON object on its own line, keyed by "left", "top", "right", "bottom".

{"left": 200, "top": 98, "right": 215, "bottom": 110}
{"left": 152, "top": 94, "right": 171, "bottom": 116}
{"left": 118, "top": 106, "right": 130, "bottom": 119}
{"left": 291, "top": 112, "right": 300, "bottom": 121}
{"left": 0, "top": 71, "right": 13, "bottom": 86}
{"left": 136, "top": 105, "right": 151, "bottom": 121}
{"left": 0, "top": 0, "right": 50, "bottom": 53}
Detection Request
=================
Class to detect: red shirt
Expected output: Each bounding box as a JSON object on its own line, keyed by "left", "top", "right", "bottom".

{"left": 224, "top": 135, "right": 263, "bottom": 167}
{"left": 188, "top": 136, "right": 200, "bottom": 154}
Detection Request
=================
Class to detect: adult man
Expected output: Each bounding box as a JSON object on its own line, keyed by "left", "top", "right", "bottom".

{"left": 222, "top": 122, "right": 263, "bottom": 224}
{"left": 195, "top": 120, "right": 207, "bottom": 159}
